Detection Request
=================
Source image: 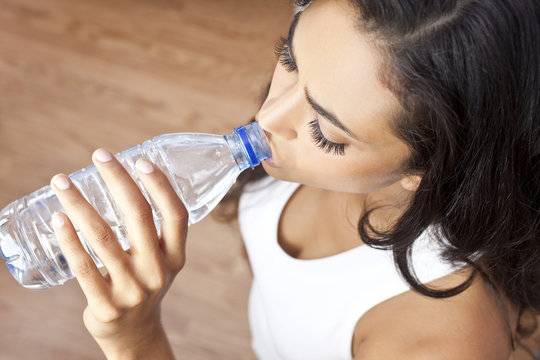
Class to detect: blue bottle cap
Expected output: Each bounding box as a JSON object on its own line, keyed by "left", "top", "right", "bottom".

{"left": 234, "top": 122, "right": 271, "bottom": 168}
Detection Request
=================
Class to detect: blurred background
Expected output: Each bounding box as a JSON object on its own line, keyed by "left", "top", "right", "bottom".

{"left": 0, "top": 0, "right": 292, "bottom": 358}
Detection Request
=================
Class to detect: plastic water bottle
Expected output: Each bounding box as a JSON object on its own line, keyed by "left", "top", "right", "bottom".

{"left": 0, "top": 122, "right": 270, "bottom": 289}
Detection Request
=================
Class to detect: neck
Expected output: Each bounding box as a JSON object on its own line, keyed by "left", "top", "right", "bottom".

{"left": 327, "top": 180, "right": 413, "bottom": 235}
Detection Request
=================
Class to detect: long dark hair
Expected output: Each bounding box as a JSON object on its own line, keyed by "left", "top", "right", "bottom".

{"left": 218, "top": 0, "right": 540, "bottom": 353}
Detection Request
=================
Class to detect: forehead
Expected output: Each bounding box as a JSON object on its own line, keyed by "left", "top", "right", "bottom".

{"left": 294, "top": 0, "right": 400, "bottom": 141}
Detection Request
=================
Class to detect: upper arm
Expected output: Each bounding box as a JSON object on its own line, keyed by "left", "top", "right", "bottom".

{"left": 354, "top": 334, "right": 508, "bottom": 360}
{"left": 352, "top": 270, "right": 515, "bottom": 360}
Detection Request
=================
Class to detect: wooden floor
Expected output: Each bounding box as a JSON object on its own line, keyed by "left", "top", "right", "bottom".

{"left": 0, "top": 0, "right": 291, "bottom": 359}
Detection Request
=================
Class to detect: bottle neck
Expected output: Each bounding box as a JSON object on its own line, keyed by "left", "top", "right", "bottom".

{"left": 224, "top": 132, "right": 251, "bottom": 171}
{"left": 224, "top": 122, "right": 271, "bottom": 171}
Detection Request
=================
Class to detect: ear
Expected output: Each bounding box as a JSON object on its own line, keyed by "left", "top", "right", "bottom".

{"left": 400, "top": 175, "right": 422, "bottom": 192}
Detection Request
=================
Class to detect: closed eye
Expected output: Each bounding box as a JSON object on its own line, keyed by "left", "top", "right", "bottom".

{"left": 274, "top": 36, "right": 298, "bottom": 73}
{"left": 308, "top": 119, "right": 347, "bottom": 156}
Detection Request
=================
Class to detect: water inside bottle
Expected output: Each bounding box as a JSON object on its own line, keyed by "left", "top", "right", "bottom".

{"left": 0, "top": 123, "right": 270, "bottom": 289}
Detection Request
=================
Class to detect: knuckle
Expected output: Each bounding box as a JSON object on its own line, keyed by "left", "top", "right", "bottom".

{"left": 98, "top": 305, "right": 123, "bottom": 323}
{"left": 89, "top": 225, "right": 117, "bottom": 249}
{"left": 169, "top": 253, "right": 186, "bottom": 273}
{"left": 165, "top": 206, "right": 189, "bottom": 229}
{"left": 132, "top": 198, "right": 154, "bottom": 223}
{"left": 73, "top": 259, "right": 95, "bottom": 278}
{"left": 177, "top": 256, "right": 186, "bottom": 271}
{"left": 123, "top": 286, "right": 147, "bottom": 308}
{"left": 147, "top": 268, "right": 168, "bottom": 291}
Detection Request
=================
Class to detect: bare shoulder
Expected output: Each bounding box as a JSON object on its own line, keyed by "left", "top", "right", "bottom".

{"left": 352, "top": 268, "right": 517, "bottom": 360}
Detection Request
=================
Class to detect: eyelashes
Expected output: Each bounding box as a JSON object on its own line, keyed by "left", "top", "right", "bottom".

{"left": 308, "top": 119, "right": 346, "bottom": 156}
{"left": 274, "top": 37, "right": 298, "bottom": 73}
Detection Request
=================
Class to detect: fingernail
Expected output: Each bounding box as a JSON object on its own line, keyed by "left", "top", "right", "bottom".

{"left": 52, "top": 213, "right": 66, "bottom": 228}
{"left": 136, "top": 159, "right": 154, "bottom": 174}
{"left": 93, "top": 148, "right": 113, "bottom": 163}
{"left": 52, "top": 174, "right": 71, "bottom": 190}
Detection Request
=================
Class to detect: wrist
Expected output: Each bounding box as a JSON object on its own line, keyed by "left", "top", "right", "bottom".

{"left": 97, "top": 321, "right": 175, "bottom": 360}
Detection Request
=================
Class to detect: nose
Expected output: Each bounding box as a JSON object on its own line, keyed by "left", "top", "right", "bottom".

{"left": 256, "top": 65, "right": 305, "bottom": 140}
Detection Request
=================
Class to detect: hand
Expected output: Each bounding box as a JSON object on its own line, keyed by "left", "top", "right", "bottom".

{"left": 50, "top": 148, "right": 188, "bottom": 359}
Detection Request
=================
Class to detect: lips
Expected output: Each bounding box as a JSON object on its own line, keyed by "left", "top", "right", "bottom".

{"left": 260, "top": 130, "right": 281, "bottom": 168}
{"left": 255, "top": 120, "right": 282, "bottom": 168}
{"left": 263, "top": 138, "right": 281, "bottom": 168}
{"left": 264, "top": 156, "right": 280, "bottom": 168}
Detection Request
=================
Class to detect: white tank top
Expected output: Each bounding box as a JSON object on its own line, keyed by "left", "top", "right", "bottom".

{"left": 238, "top": 177, "right": 457, "bottom": 360}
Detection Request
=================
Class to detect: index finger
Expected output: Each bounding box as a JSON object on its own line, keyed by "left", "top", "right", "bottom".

{"left": 51, "top": 212, "right": 112, "bottom": 307}
{"left": 50, "top": 174, "right": 130, "bottom": 279}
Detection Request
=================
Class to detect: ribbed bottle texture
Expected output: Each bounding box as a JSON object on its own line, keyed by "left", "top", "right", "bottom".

{"left": 0, "top": 122, "right": 270, "bottom": 289}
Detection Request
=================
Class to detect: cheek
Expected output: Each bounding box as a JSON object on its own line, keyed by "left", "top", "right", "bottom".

{"left": 301, "top": 149, "right": 406, "bottom": 193}
{"left": 346, "top": 160, "right": 402, "bottom": 191}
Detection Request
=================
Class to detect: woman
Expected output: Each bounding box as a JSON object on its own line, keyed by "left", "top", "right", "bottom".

{"left": 49, "top": 0, "right": 539, "bottom": 358}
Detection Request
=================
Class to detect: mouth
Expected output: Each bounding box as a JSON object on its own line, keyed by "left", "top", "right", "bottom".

{"left": 259, "top": 128, "right": 280, "bottom": 168}
{"left": 263, "top": 139, "right": 280, "bottom": 168}
{"left": 264, "top": 156, "right": 280, "bottom": 168}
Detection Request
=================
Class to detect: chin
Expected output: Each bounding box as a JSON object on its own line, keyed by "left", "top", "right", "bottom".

{"left": 261, "top": 162, "right": 294, "bottom": 182}
{"left": 261, "top": 162, "right": 280, "bottom": 178}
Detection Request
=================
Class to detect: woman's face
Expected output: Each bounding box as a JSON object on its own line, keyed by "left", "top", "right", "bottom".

{"left": 256, "top": 0, "right": 411, "bottom": 194}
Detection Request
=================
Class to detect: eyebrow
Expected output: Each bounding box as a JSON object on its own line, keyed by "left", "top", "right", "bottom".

{"left": 286, "top": 11, "right": 301, "bottom": 67}
{"left": 304, "top": 88, "right": 360, "bottom": 141}
{"left": 287, "top": 11, "right": 361, "bottom": 142}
